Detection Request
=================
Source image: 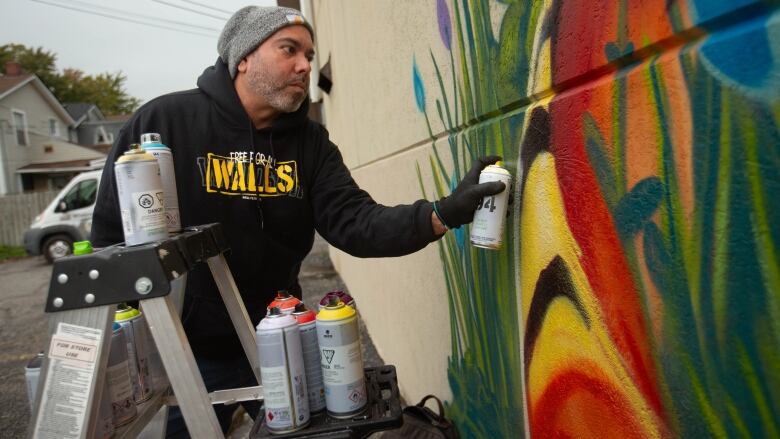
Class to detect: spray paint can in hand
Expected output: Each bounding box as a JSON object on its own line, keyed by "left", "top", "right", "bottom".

{"left": 115, "top": 305, "right": 153, "bottom": 403}
{"left": 316, "top": 296, "right": 367, "bottom": 418}
{"left": 257, "top": 306, "right": 310, "bottom": 433}
{"left": 140, "top": 133, "right": 181, "bottom": 233}
{"left": 114, "top": 143, "right": 168, "bottom": 246}
{"left": 470, "top": 162, "right": 512, "bottom": 250}
{"left": 266, "top": 290, "right": 302, "bottom": 315}
{"left": 292, "top": 303, "right": 326, "bottom": 413}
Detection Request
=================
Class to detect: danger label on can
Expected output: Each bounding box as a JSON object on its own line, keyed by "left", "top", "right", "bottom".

{"left": 132, "top": 191, "right": 166, "bottom": 231}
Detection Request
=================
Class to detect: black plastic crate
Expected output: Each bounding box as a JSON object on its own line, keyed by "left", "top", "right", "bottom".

{"left": 250, "top": 365, "right": 403, "bottom": 438}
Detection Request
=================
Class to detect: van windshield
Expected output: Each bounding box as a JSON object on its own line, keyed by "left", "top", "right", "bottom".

{"left": 61, "top": 179, "right": 98, "bottom": 211}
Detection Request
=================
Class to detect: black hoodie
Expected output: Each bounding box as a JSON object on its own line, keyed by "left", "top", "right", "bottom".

{"left": 91, "top": 59, "right": 438, "bottom": 357}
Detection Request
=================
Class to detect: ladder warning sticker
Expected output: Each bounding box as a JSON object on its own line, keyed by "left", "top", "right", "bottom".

{"left": 33, "top": 323, "right": 103, "bottom": 439}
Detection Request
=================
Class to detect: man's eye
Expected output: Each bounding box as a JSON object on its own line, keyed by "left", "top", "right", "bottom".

{"left": 283, "top": 46, "right": 295, "bottom": 54}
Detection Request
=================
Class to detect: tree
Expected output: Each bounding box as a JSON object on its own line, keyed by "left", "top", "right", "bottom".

{"left": 0, "top": 43, "right": 139, "bottom": 115}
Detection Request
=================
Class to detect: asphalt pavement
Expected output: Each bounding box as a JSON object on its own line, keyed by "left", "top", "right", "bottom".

{"left": 0, "top": 234, "right": 384, "bottom": 438}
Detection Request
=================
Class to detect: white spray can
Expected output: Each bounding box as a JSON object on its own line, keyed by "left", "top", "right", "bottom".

{"left": 257, "top": 306, "right": 310, "bottom": 433}
{"left": 470, "top": 162, "right": 512, "bottom": 250}
{"left": 140, "top": 133, "right": 181, "bottom": 233}
{"left": 114, "top": 144, "right": 168, "bottom": 245}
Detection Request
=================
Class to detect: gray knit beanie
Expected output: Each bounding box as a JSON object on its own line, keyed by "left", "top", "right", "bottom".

{"left": 218, "top": 6, "right": 314, "bottom": 78}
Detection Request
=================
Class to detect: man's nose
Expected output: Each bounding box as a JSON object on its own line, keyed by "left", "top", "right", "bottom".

{"left": 295, "top": 55, "right": 311, "bottom": 75}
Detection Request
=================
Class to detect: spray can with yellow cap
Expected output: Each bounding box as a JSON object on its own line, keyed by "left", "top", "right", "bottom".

{"left": 316, "top": 296, "right": 367, "bottom": 418}
{"left": 470, "top": 161, "right": 512, "bottom": 250}
{"left": 114, "top": 143, "right": 168, "bottom": 246}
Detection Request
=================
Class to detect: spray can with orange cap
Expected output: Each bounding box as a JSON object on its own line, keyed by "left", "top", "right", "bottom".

{"left": 292, "top": 303, "right": 326, "bottom": 413}
{"left": 266, "top": 290, "right": 302, "bottom": 315}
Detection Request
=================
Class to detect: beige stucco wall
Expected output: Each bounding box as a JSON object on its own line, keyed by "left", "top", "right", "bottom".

{"left": 312, "top": 0, "right": 456, "bottom": 402}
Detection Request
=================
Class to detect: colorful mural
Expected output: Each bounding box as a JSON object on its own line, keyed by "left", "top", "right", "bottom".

{"left": 413, "top": 0, "right": 780, "bottom": 437}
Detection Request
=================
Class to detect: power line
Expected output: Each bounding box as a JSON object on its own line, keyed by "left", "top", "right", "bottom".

{"left": 179, "top": 0, "right": 233, "bottom": 16}
{"left": 152, "top": 0, "right": 228, "bottom": 21}
{"left": 30, "top": 0, "right": 217, "bottom": 38}
{"left": 59, "top": 0, "right": 221, "bottom": 32}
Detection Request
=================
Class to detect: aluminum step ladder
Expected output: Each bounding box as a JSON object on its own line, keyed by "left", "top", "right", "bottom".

{"left": 27, "top": 223, "right": 261, "bottom": 439}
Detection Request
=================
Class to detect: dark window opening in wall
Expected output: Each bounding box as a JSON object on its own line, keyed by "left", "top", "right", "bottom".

{"left": 12, "top": 110, "right": 28, "bottom": 146}
{"left": 21, "top": 174, "right": 34, "bottom": 191}
{"left": 95, "top": 129, "right": 114, "bottom": 144}
{"left": 44, "top": 145, "right": 53, "bottom": 153}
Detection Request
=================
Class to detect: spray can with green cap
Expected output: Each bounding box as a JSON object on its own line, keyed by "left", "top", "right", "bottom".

{"left": 470, "top": 161, "right": 512, "bottom": 249}
{"left": 115, "top": 304, "right": 154, "bottom": 403}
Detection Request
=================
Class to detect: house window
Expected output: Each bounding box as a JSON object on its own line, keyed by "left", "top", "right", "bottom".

{"left": 95, "top": 128, "right": 114, "bottom": 144}
{"left": 12, "top": 110, "right": 28, "bottom": 146}
{"left": 49, "top": 118, "right": 60, "bottom": 137}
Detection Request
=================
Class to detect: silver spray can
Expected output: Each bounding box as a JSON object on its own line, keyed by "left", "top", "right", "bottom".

{"left": 470, "top": 162, "right": 512, "bottom": 250}
{"left": 106, "top": 322, "right": 137, "bottom": 426}
{"left": 115, "top": 305, "right": 153, "bottom": 403}
{"left": 257, "top": 307, "right": 310, "bottom": 433}
{"left": 140, "top": 133, "right": 181, "bottom": 233}
{"left": 24, "top": 352, "right": 44, "bottom": 410}
{"left": 316, "top": 296, "right": 367, "bottom": 418}
{"left": 114, "top": 144, "right": 168, "bottom": 246}
{"left": 292, "top": 303, "right": 326, "bottom": 413}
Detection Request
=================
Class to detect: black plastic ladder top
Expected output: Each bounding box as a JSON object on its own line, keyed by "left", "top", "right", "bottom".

{"left": 45, "top": 223, "right": 229, "bottom": 313}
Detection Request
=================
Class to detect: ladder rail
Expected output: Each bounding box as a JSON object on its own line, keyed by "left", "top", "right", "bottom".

{"left": 141, "top": 295, "right": 224, "bottom": 439}
{"left": 207, "top": 253, "right": 261, "bottom": 383}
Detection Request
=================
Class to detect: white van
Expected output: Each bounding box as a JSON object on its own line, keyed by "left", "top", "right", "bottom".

{"left": 23, "top": 170, "right": 102, "bottom": 263}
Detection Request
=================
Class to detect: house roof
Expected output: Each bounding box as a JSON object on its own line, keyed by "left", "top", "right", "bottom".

{"left": 0, "top": 73, "right": 75, "bottom": 125}
{"left": 0, "top": 73, "right": 35, "bottom": 98}
{"left": 15, "top": 158, "right": 104, "bottom": 174}
{"left": 63, "top": 102, "right": 96, "bottom": 123}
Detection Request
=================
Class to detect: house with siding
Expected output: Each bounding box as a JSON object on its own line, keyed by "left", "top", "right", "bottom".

{"left": 64, "top": 102, "right": 128, "bottom": 151}
{"left": 0, "top": 61, "right": 105, "bottom": 195}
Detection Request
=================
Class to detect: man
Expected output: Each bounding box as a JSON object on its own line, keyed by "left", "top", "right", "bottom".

{"left": 91, "top": 6, "right": 505, "bottom": 437}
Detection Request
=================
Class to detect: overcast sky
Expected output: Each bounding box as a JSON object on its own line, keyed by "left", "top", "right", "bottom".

{"left": 0, "top": 0, "right": 276, "bottom": 107}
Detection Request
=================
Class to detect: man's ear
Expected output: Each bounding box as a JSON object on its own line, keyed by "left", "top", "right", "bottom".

{"left": 237, "top": 58, "right": 248, "bottom": 74}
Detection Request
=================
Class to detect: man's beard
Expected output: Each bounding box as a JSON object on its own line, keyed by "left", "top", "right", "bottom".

{"left": 247, "top": 59, "right": 307, "bottom": 113}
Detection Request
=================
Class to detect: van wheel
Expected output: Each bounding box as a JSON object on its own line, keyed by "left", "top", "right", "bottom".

{"left": 43, "top": 234, "right": 73, "bottom": 263}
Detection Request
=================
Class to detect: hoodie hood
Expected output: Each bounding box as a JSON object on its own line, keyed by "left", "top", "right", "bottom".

{"left": 196, "top": 57, "right": 309, "bottom": 132}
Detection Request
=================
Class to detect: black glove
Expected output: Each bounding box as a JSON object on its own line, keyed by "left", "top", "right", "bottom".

{"left": 436, "top": 155, "right": 506, "bottom": 229}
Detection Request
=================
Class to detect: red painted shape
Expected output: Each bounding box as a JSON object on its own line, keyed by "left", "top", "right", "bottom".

{"left": 543, "top": 0, "right": 669, "bottom": 424}
{"left": 547, "top": 92, "right": 665, "bottom": 420}
{"left": 531, "top": 369, "right": 648, "bottom": 439}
